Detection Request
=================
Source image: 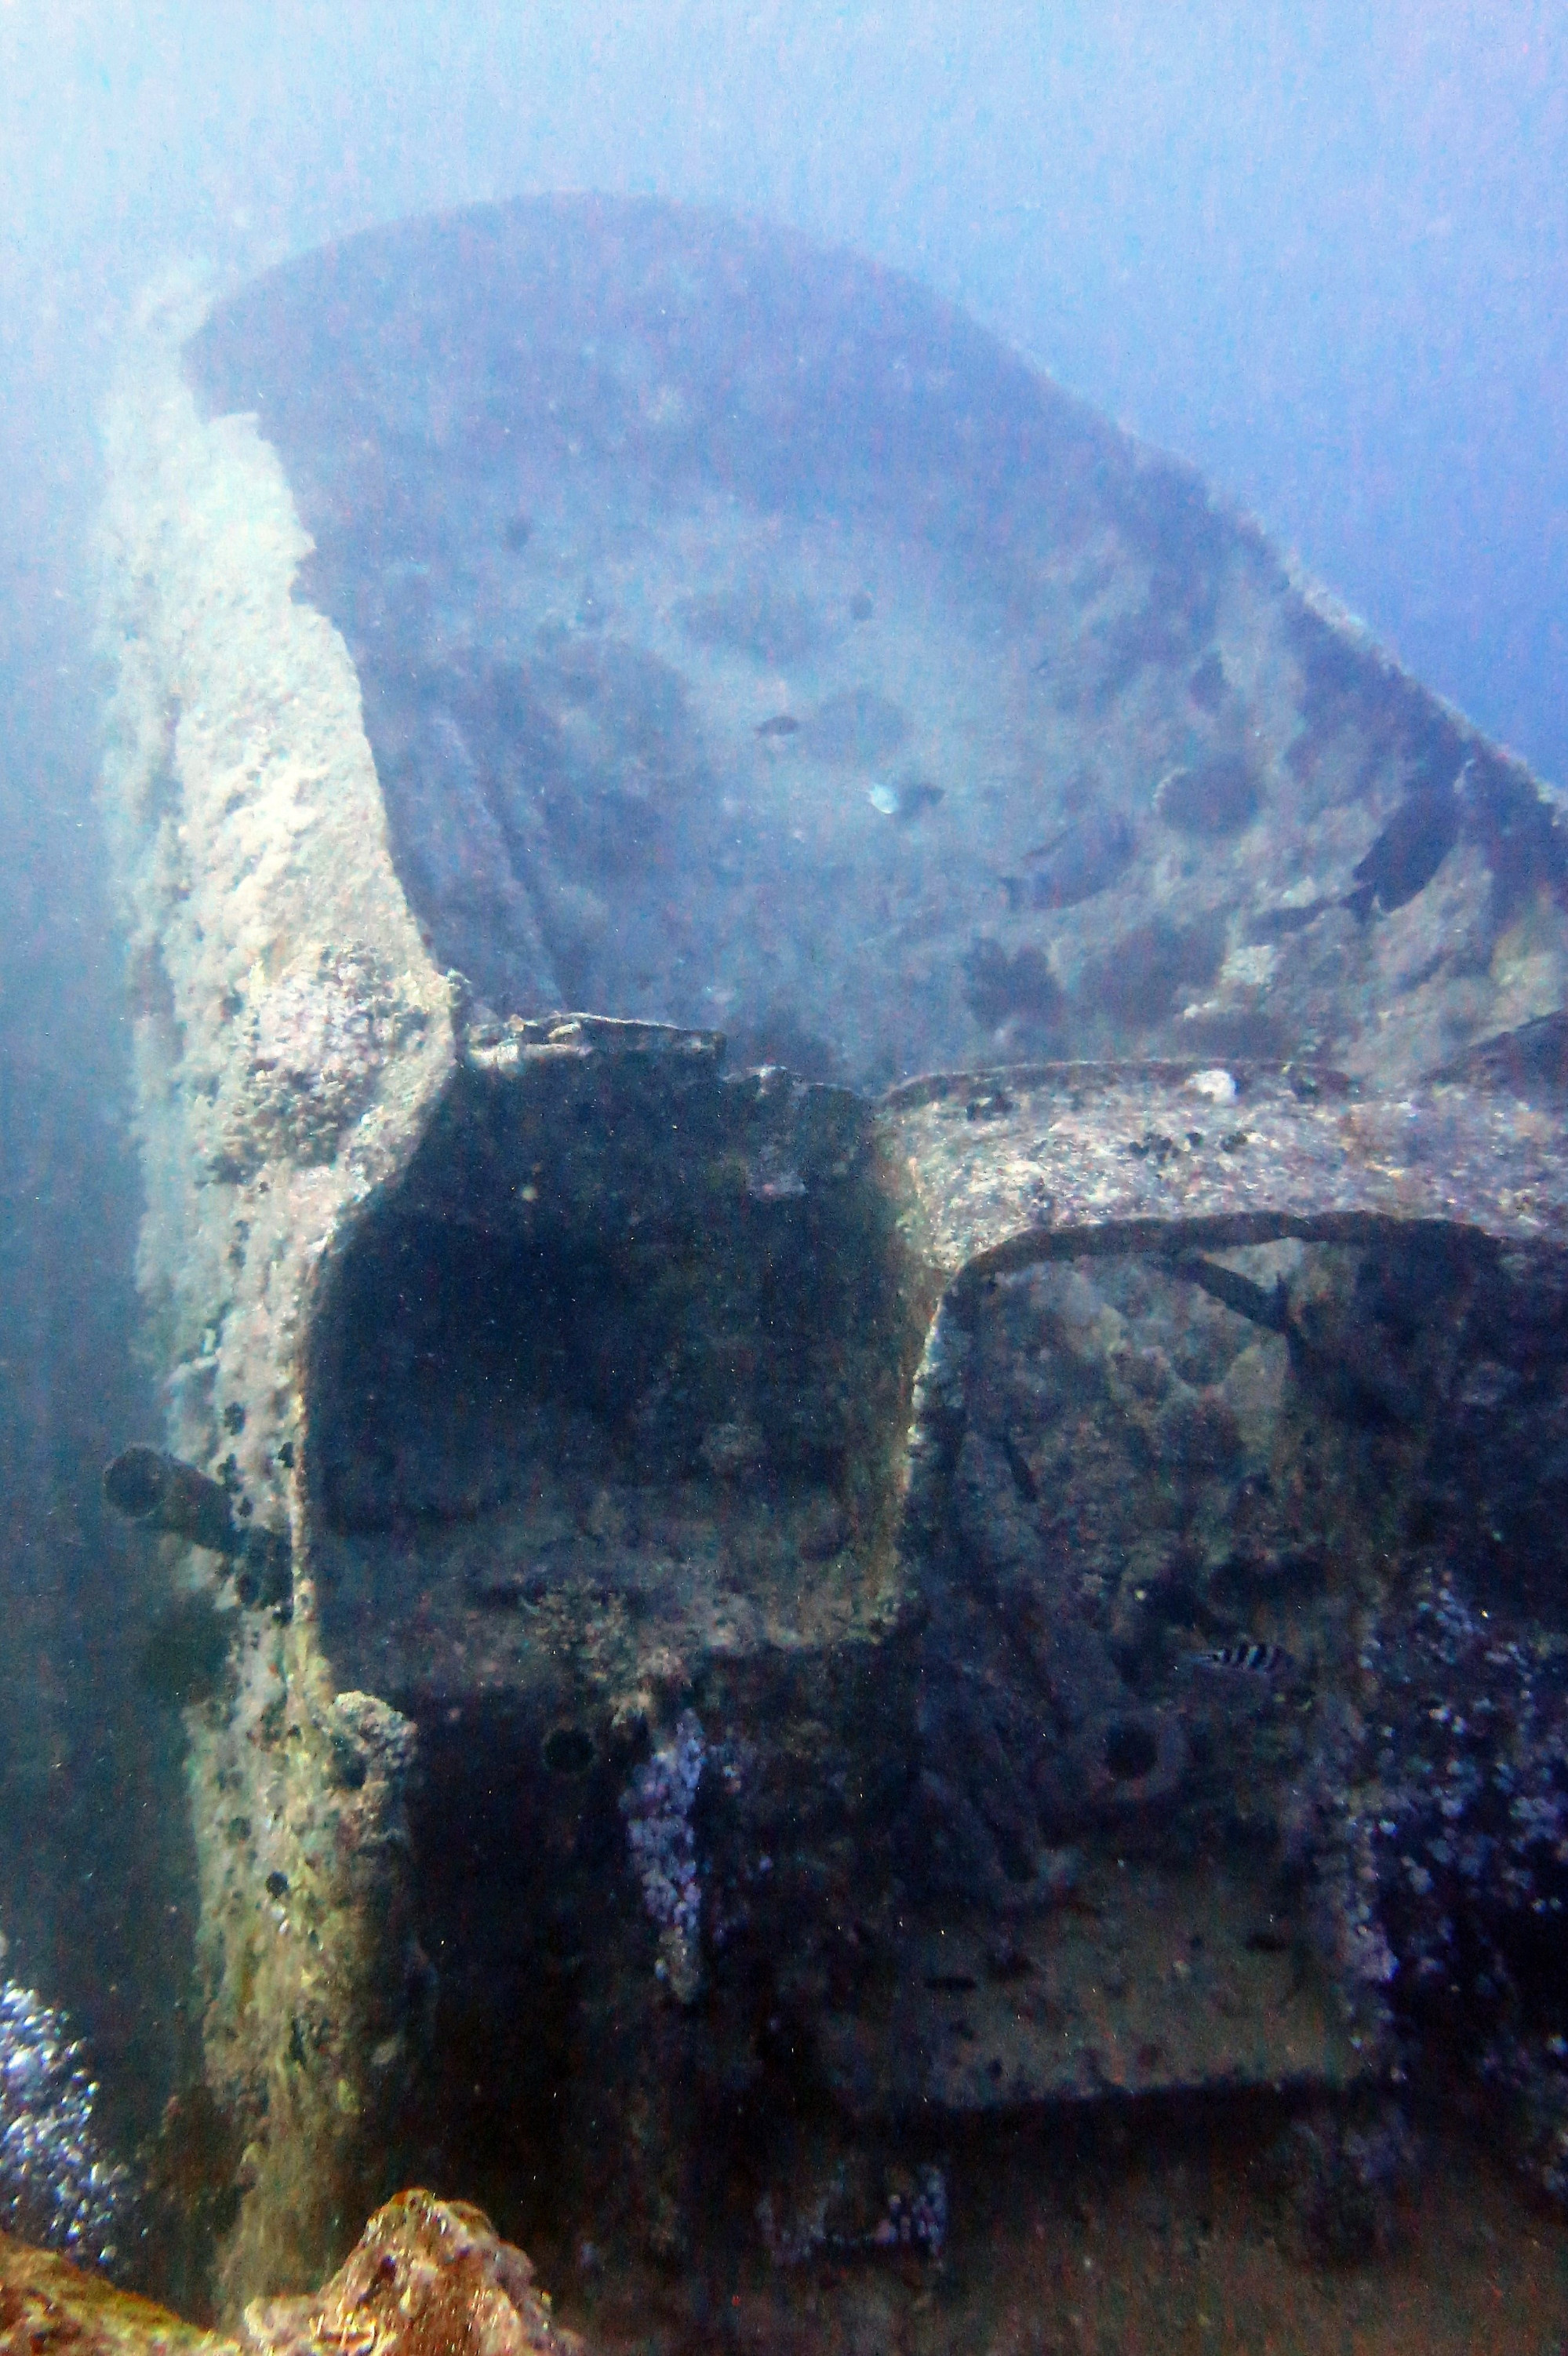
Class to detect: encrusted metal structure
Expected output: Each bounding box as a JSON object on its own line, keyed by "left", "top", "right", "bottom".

{"left": 96, "top": 198, "right": 1568, "bottom": 2309}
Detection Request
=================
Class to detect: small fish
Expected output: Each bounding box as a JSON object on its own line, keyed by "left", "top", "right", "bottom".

{"left": 867, "top": 776, "right": 944, "bottom": 821}
{"left": 755, "top": 713, "right": 801, "bottom": 738}
{"left": 1187, "top": 1640, "right": 1295, "bottom": 1678}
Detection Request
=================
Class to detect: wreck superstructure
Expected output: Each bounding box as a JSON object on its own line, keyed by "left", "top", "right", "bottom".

{"left": 96, "top": 198, "right": 1568, "bottom": 2310}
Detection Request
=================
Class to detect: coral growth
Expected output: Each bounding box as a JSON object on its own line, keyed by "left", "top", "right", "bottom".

{"left": 621, "top": 1713, "right": 706, "bottom": 2002}
{"left": 213, "top": 945, "right": 424, "bottom": 1180}
{"left": 240, "top": 2187, "right": 582, "bottom": 2356}
{"left": 757, "top": 2162, "right": 949, "bottom": 2267}
{"left": 1352, "top": 1568, "right": 1568, "bottom": 2197}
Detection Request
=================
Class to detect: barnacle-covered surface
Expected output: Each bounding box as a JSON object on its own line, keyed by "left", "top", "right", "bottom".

{"left": 886, "top": 1058, "right": 1568, "bottom": 1273}
{"left": 92, "top": 197, "right": 1568, "bottom": 2322}
{"left": 96, "top": 282, "right": 453, "bottom": 2310}
{"left": 1355, "top": 1564, "right": 1568, "bottom": 2205}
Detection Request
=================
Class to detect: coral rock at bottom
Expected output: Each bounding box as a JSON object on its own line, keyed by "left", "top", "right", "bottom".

{"left": 0, "top": 2197, "right": 580, "bottom": 2356}
{"left": 0, "top": 2231, "right": 237, "bottom": 2356}
{"left": 238, "top": 2192, "right": 583, "bottom": 2356}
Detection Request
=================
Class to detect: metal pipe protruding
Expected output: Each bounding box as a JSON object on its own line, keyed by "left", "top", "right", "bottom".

{"left": 103, "top": 1445, "right": 239, "bottom": 1555}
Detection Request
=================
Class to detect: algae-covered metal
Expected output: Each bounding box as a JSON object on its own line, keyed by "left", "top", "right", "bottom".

{"left": 886, "top": 1057, "right": 1568, "bottom": 1273}
{"left": 95, "top": 199, "right": 1568, "bottom": 2307}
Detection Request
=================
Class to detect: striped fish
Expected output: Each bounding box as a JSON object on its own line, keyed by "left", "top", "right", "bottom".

{"left": 1187, "top": 1640, "right": 1296, "bottom": 1679}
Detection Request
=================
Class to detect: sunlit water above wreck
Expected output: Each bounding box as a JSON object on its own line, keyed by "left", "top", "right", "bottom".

{"left": 7, "top": 186, "right": 1568, "bottom": 2354}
